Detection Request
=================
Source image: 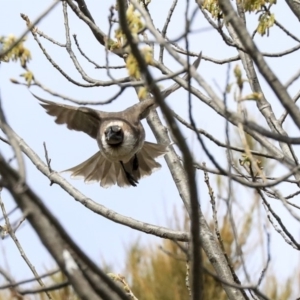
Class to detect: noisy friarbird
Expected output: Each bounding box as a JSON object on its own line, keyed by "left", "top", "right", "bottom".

{"left": 33, "top": 94, "right": 167, "bottom": 188}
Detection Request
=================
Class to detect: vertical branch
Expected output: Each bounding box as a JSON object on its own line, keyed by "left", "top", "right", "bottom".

{"left": 127, "top": 1, "right": 247, "bottom": 299}
{"left": 159, "top": 0, "right": 178, "bottom": 63}
{"left": 117, "top": 2, "right": 203, "bottom": 300}
{"left": 184, "top": 0, "right": 203, "bottom": 298}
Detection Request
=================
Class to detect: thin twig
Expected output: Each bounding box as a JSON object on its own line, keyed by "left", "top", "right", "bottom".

{"left": 43, "top": 142, "right": 54, "bottom": 186}
{"left": 0, "top": 1, "right": 60, "bottom": 59}
{"left": 20, "top": 281, "right": 69, "bottom": 295}
{"left": 0, "top": 269, "right": 60, "bottom": 290}
{"left": 0, "top": 191, "right": 52, "bottom": 299}
{"left": 257, "top": 229, "right": 271, "bottom": 286}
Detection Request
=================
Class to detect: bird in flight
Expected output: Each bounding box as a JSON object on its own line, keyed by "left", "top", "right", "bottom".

{"left": 33, "top": 94, "right": 167, "bottom": 188}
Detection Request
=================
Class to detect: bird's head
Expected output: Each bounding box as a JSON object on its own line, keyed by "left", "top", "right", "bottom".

{"left": 104, "top": 125, "right": 124, "bottom": 146}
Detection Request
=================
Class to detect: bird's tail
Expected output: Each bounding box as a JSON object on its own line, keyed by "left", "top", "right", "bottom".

{"left": 62, "top": 142, "right": 167, "bottom": 188}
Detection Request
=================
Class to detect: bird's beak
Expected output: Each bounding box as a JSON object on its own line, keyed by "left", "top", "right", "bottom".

{"left": 105, "top": 127, "right": 123, "bottom": 145}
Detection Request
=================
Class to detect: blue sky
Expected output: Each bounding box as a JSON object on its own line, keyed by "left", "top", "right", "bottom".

{"left": 1, "top": 0, "right": 300, "bottom": 293}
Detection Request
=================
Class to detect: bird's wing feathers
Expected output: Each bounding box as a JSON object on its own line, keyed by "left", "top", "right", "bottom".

{"left": 140, "top": 141, "right": 168, "bottom": 157}
{"left": 130, "top": 141, "right": 167, "bottom": 179}
{"left": 127, "top": 52, "right": 203, "bottom": 121}
{"left": 62, "top": 151, "right": 133, "bottom": 188}
{"left": 137, "top": 98, "right": 157, "bottom": 120}
{"left": 32, "top": 93, "right": 101, "bottom": 139}
{"left": 62, "top": 142, "right": 167, "bottom": 188}
{"left": 124, "top": 98, "right": 157, "bottom": 121}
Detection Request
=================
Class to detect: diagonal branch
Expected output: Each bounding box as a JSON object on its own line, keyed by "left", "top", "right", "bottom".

{"left": 0, "top": 1, "right": 60, "bottom": 60}
{"left": 285, "top": 0, "right": 300, "bottom": 21}
{"left": 0, "top": 191, "right": 52, "bottom": 299}
{"left": 2, "top": 129, "right": 188, "bottom": 242}
{"left": 218, "top": 0, "right": 300, "bottom": 130}
{"left": 0, "top": 155, "right": 131, "bottom": 300}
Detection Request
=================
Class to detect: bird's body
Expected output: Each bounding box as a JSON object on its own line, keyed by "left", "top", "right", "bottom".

{"left": 33, "top": 94, "right": 167, "bottom": 188}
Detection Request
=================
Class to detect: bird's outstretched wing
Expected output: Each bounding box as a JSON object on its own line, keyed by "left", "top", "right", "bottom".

{"left": 120, "top": 97, "right": 156, "bottom": 122}
{"left": 128, "top": 52, "right": 203, "bottom": 121}
{"left": 33, "top": 93, "right": 101, "bottom": 139}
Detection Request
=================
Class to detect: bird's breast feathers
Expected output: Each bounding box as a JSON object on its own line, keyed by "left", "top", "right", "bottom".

{"left": 98, "top": 120, "right": 144, "bottom": 162}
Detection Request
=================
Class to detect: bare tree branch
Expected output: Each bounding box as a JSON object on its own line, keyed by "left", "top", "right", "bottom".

{"left": 0, "top": 155, "right": 132, "bottom": 300}
{"left": 0, "top": 191, "right": 52, "bottom": 299}
{"left": 0, "top": 1, "right": 60, "bottom": 59}
{"left": 1, "top": 129, "right": 188, "bottom": 242}
{"left": 218, "top": 0, "right": 300, "bottom": 131}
